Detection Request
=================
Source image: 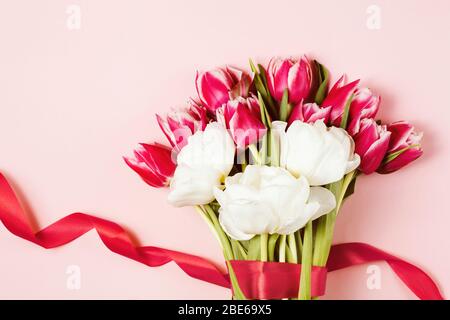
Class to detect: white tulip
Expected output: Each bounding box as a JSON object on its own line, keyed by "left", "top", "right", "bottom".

{"left": 276, "top": 120, "right": 360, "bottom": 186}
{"left": 214, "top": 165, "right": 336, "bottom": 240}
{"left": 168, "top": 122, "right": 235, "bottom": 207}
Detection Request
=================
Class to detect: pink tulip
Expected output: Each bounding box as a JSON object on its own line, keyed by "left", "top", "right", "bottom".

{"left": 222, "top": 96, "right": 266, "bottom": 149}
{"left": 266, "top": 56, "right": 312, "bottom": 104}
{"left": 377, "top": 121, "right": 423, "bottom": 174}
{"left": 124, "top": 143, "right": 176, "bottom": 188}
{"left": 353, "top": 119, "right": 391, "bottom": 174}
{"left": 196, "top": 66, "right": 252, "bottom": 113}
{"left": 346, "top": 88, "right": 380, "bottom": 136}
{"left": 156, "top": 100, "right": 208, "bottom": 151}
{"left": 322, "top": 76, "right": 360, "bottom": 127}
{"left": 287, "top": 101, "right": 331, "bottom": 126}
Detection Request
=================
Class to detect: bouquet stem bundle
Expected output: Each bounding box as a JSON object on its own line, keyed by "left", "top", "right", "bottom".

{"left": 196, "top": 127, "right": 357, "bottom": 300}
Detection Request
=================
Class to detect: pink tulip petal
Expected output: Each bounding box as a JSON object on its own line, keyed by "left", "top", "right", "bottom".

{"left": 269, "top": 58, "right": 292, "bottom": 101}
{"left": 387, "top": 121, "right": 414, "bottom": 152}
{"left": 303, "top": 104, "right": 331, "bottom": 123}
{"left": 287, "top": 101, "right": 305, "bottom": 126}
{"left": 347, "top": 88, "right": 380, "bottom": 136}
{"left": 156, "top": 114, "right": 176, "bottom": 147}
{"left": 345, "top": 117, "right": 360, "bottom": 136}
{"left": 322, "top": 78, "right": 360, "bottom": 125}
{"left": 349, "top": 88, "right": 380, "bottom": 118}
{"left": 287, "top": 56, "right": 312, "bottom": 104}
{"left": 229, "top": 103, "right": 266, "bottom": 148}
{"left": 359, "top": 130, "right": 391, "bottom": 174}
{"left": 196, "top": 70, "right": 232, "bottom": 112}
{"left": 123, "top": 156, "right": 166, "bottom": 187}
{"left": 139, "top": 143, "right": 176, "bottom": 177}
{"left": 354, "top": 120, "right": 379, "bottom": 156}
{"left": 167, "top": 116, "right": 183, "bottom": 133}
{"left": 227, "top": 66, "right": 252, "bottom": 98}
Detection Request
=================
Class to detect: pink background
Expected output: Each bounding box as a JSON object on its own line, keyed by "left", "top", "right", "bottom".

{"left": 0, "top": 0, "right": 449, "bottom": 299}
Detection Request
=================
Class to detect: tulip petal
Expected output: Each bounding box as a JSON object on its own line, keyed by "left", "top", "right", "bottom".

{"left": 346, "top": 154, "right": 361, "bottom": 173}
{"left": 387, "top": 121, "right": 414, "bottom": 152}
{"left": 218, "top": 207, "right": 255, "bottom": 241}
{"left": 304, "top": 104, "right": 331, "bottom": 123}
{"left": 276, "top": 202, "right": 319, "bottom": 235}
{"left": 347, "top": 88, "right": 380, "bottom": 136}
{"left": 359, "top": 130, "right": 391, "bottom": 174}
{"left": 287, "top": 101, "right": 305, "bottom": 125}
{"left": 196, "top": 69, "right": 233, "bottom": 112}
{"left": 285, "top": 121, "right": 351, "bottom": 185}
{"left": 323, "top": 77, "right": 360, "bottom": 125}
{"left": 287, "top": 56, "right": 311, "bottom": 104}
{"left": 123, "top": 156, "right": 166, "bottom": 187}
{"left": 156, "top": 114, "right": 176, "bottom": 147}
{"left": 354, "top": 119, "right": 379, "bottom": 156}
{"left": 267, "top": 58, "right": 292, "bottom": 102}
{"left": 138, "top": 143, "right": 176, "bottom": 177}
{"left": 308, "top": 187, "right": 337, "bottom": 220}
{"left": 168, "top": 165, "right": 221, "bottom": 207}
{"left": 229, "top": 103, "right": 266, "bottom": 148}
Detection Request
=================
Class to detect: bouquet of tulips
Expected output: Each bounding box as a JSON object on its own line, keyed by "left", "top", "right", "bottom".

{"left": 125, "top": 56, "right": 423, "bottom": 300}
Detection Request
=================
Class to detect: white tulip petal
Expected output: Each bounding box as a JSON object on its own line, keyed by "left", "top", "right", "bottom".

{"left": 346, "top": 154, "right": 361, "bottom": 173}
{"left": 282, "top": 119, "right": 360, "bottom": 185}
{"left": 277, "top": 202, "right": 319, "bottom": 235}
{"left": 213, "top": 186, "right": 227, "bottom": 206}
{"left": 176, "top": 122, "right": 235, "bottom": 176}
{"left": 224, "top": 172, "right": 242, "bottom": 188}
{"left": 216, "top": 165, "right": 321, "bottom": 239}
{"left": 219, "top": 208, "right": 255, "bottom": 241}
{"left": 308, "top": 187, "right": 337, "bottom": 220}
{"left": 168, "top": 165, "right": 221, "bottom": 207}
{"left": 227, "top": 202, "right": 277, "bottom": 234}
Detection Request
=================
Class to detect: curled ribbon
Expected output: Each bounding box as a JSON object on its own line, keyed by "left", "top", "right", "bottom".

{"left": 0, "top": 172, "right": 443, "bottom": 300}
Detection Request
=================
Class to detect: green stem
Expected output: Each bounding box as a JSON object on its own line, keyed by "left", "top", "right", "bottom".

{"left": 312, "top": 171, "right": 357, "bottom": 268}
{"left": 248, "top": 144, "right": 261, "bottom": 165}
{"left": 203, "top": 205, "right": 233, "bottom": 260}
{"left": 295, "top": 231, "right": 303, "bottom": 259}
{"left": 279, "top": 234, "right": 287, "bottom": 262}
{"left": 260, "top": 234, "right": 268, "bottom": 262}
{"left": 268, "top": 234, "right": 279, "bottom": 261}
{"left": 195, "top": 206, "right": 221, "bottom": 246}
{"left": 270, "top": 128, "right": 280, "bottom": 167}
{"left": 227, "top": 262, "right": 246, "bottom": 300}
{"left": 288, "top": 234, "right": 298, "bottom": 263}
{"left": 202, "top": 204, "right": 246, "bottom": 300}
{"left": 299, "top": 221, "right": 313, "bottom": 300}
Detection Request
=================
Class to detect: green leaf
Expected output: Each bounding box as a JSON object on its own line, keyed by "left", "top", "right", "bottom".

{"left": 383, "top": 144, "right": 420, "bottom": 164}
{"left": 247, "top": 235, "right": 261, "bottom": 260}
{"left": 249, "top": 58, "right": 278, "bottom": 118}
{"left": 314, "top": 61, "right": 329, "bottom": 105}
{"left": 249, "top": 59, "right": 268, "bottom": 97}
{"left": 343, "top": 172, "right": 358, "bottom": 199}
{"left": 257, "top": 92, "right": 271, "bottom": 128}
{"left": 249, "top": 58, "right": 257, "bottom": 73}
{"left": 340, "top": 93, "right": 354, "bottom": 129}
{"left": 279, "top": 89, "right": 291, "bottom": 121}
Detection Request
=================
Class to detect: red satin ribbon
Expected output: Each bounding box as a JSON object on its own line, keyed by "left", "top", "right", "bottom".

{"left": 229, "top": 260, "right": 327, "bottom": 299}
{"left": 0, "top": 172, "right": 443, "bottom": 300}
